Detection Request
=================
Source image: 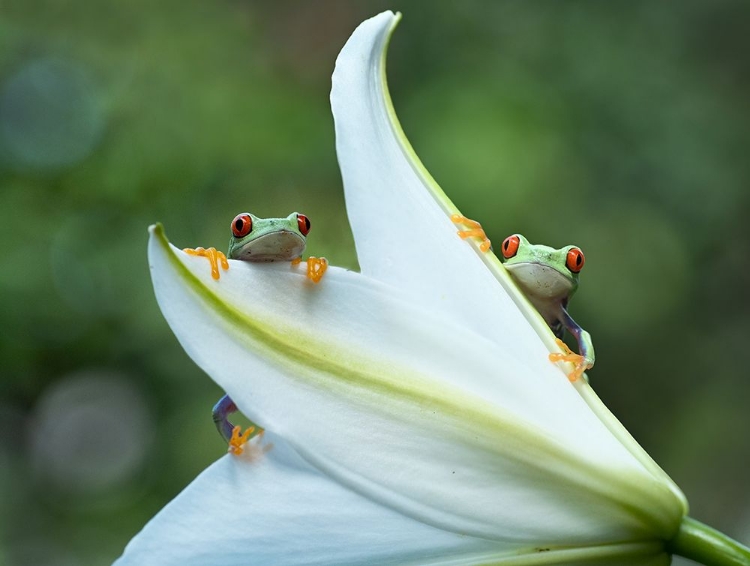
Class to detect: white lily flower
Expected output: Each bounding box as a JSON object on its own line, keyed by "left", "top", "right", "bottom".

{"left": 116, "top": 11, "right": 748, "bottom": 566}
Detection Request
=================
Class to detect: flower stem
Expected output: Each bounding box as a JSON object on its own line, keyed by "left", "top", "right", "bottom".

{"left": 667, "top": 516, "right": 750, "bottom": 566}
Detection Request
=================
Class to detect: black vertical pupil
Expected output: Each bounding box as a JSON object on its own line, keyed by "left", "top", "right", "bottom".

{"left": 235, "top": 217, "right": 251, "bottom": 233}
{"left": 303, "top": 217, "right": 310, "bottom": 230}
{"left": 576, "top": 253, "right": 582, "bottom": 265}
{"left": 503, "top": 240, "right": 509, "bottom": 250}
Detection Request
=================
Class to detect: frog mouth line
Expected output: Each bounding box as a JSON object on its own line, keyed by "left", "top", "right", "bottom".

{"left": 504, "top": 262, "right": 574, "bottom": 299}
{"left": 233, "top": 231, "right": 306, "bottom": 262}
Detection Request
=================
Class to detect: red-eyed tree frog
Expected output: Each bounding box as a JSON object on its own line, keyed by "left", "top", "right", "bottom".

{"left": 184, "top": 211, "right": 328, "bottom": 283}
{"left": 184, "top": 212, "right": 328, "bottom": 454}
{"left": 451, "top": 216, "right": 594, "bottom": 382}
{"left": 499, "top": 234, "right": 594, "bottom": 382}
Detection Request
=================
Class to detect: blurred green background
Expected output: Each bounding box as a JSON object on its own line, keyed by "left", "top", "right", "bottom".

{"left": 1, "top": 1, "right": 748, "bottom": 564}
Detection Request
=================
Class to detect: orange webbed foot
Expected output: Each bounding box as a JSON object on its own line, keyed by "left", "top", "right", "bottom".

{"left": 548, "top": 338, "right": 590, "bottom": 382}
{"left": 292, "top": 256, "right": 328, "bottom": 283}
{"left": 451, "top": 214, "right": 491, "bottom": 252}
{"left": 183, "top": 247, "right": 229, "bottom": 280}
{"left": 306, "top": 256, "right": 328, "bottom": 283}
{"left": 228, "top": 424, "right": 263, "bottom": 456}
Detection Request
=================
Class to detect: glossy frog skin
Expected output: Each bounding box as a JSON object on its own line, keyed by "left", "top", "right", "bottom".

{"left": 228, "top": 212, "right": 309, "bottom": 262}
{"left": 499, "top": 234, "right": 594, "bottom": 382}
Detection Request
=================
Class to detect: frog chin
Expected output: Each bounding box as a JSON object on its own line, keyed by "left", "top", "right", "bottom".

{"left": 233, "top": 231, "right": 306, "bottom": 262}
{"left": 504, "top": 262, "right": 574, "bottom": 301}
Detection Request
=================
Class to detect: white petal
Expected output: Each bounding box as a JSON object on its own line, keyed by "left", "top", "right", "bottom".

{"left": 116, "top": 433, "right": 669, "bottom": 566}
{"left": 115, "top": 434, "right": 502, "bottom": 566}
{"left": 331, "top": 11, "right": 687, "bottom": 508}
{"left": 331, "top": 11, "right": 548, "bottom": 354}
{"left": 148, "top": 226, "right": 682, "bottom": 546}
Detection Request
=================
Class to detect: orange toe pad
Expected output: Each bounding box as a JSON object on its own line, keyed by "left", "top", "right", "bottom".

{"left": 548, "top": 339, "right": 587, "bottom": 382}
{"left": 451, "top": 214, "right": 491, "bottom": 252}
{"left": 228, "top": 425, "right": 260, "bottom": 456}
{"left": 184, "top": 247, "right": 229, "bottom": 280}
{"left": 306, "top": 257, "right": 328, "bottom": 283}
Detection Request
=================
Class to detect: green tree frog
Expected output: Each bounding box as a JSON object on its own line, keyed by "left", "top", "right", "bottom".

{"left": 184, "top": 211, "right": 328, "bottom": 454}
{"left": 451, "top": 216, "right": 593, "bottom": 382}
{"left": 184, "top": 211, "right": 328, "bottom": 283}
{"left": 498, "top": 233, "right": 594, "bottom": 382}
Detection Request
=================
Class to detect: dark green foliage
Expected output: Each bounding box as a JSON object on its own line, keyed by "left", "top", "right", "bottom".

{"left": 0, "top": 1, "right": 748, "bottom": 563}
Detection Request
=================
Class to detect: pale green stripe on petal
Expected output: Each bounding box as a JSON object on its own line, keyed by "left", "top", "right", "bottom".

{"left": 333, "top": 10, "right": 687, "bottom": 516}
{"left": 376, "top": 12, "right": 557, "bottom": 344}
{"left": 149, "top": 224, "right": 682, "bottom": 545}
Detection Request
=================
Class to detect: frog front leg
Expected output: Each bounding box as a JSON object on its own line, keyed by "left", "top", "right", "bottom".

{"left": 291, "top": 256, "right": 329, "bottom": 283}
{"left": 548, "top": 307, "right": 595, "bottom": 382}
{"left": 183, "top": 247, "right": 229, "bottom": 280}
{"left": 212, "top": 394, "right": 263, "bottom": 455}
{"left": 451, "top": 214, "right": 492, "bottom": 252}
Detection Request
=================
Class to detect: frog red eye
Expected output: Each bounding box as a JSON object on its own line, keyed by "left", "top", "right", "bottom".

{"left": 297, "top": 214, "right": 311, "bottom": 236}
{"left": 566, "top": 247, "right": 585, "bottom": 273}
{"left": 501, "top": 235, "right": 520, "bottom": 259}
{"left": 231, "top": 214, "right": 253, "bottom": 238}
